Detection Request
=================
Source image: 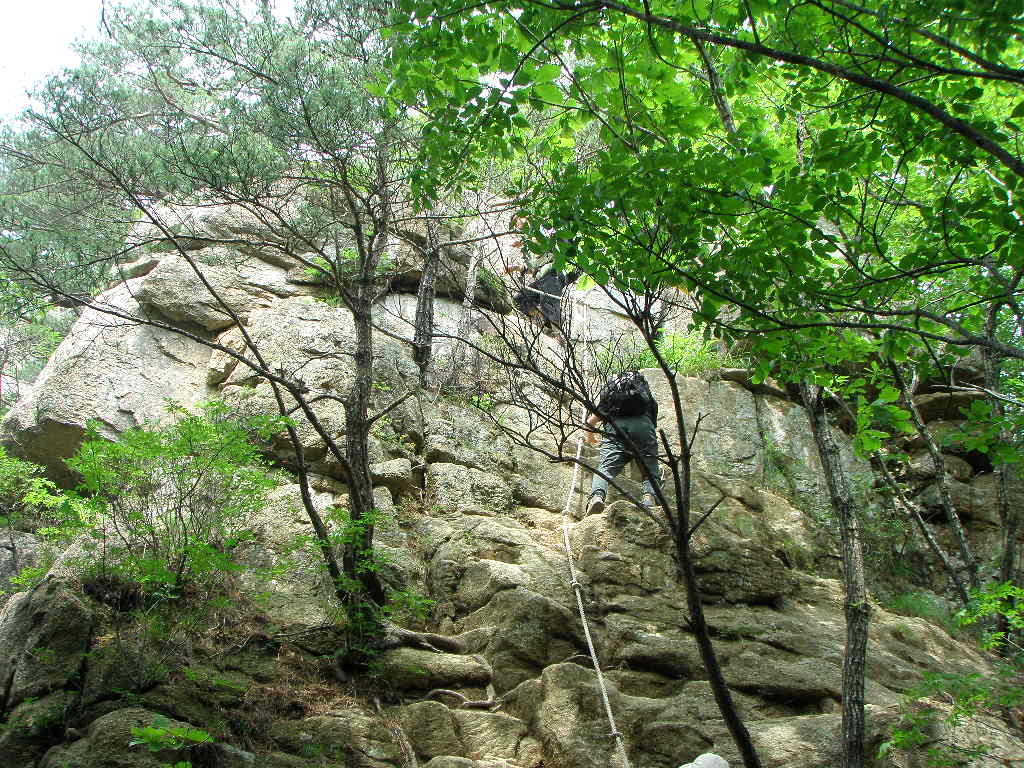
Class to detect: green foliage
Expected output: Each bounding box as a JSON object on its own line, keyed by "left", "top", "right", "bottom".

{"left": 129, "top": 714, "right": 212, "bottom": 761}
{"left": 958, "top": 580, "right": 1024, "bottom": 651}
{"left": 883, "top": 592, "right": 960, "bottom": 636}
{"left": 882, "top": 582, "right": 1024, "bottom": 766}
{"left": 64, "top": 400, "right": 283, "bottom": 594}
{"left": 597, "top": 332, "right": 743, "bottom": 377}
{"left": 0, "top": 446, "right": 51, "bottom": 528}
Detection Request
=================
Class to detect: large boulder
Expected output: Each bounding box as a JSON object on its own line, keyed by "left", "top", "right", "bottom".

{"left": 0, "top": 690, "right": 75, "bottom": 768}
{"left": 645, "top": 372, "right": 869, "bottom": 517}
{"left": 134, "top": 248, "right": 308, "bottom": 331}
{"left": 426, "top": 464, "right": 514, "bottom": 518}
{"left": 39, "top": 707, "right": 209, "bottom": 768}
{"left": 0, "top": 282, "right": 213, "bottom": 483}
{"left": 459, "top": 587, "right": 580, "bottom": 693}
{"left": 0, "top": 580, "right": 93, "bottom": 712}
{"left": 373, "top": 647, "right": 491, "bottom": 690}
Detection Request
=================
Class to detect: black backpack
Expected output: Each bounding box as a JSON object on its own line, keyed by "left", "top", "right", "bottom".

{"left": 597, "top": 370, "right": 654, "bottom": 419}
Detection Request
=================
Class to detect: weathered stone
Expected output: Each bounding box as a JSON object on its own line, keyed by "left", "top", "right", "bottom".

{"left": 0, "top": 532, "right": 43, "bottom": 608}
{"left": 426, "top": 463, "right": 514, "bottom": 518}
{"left": 907, "top": 450, "right": 973, "bottom": 482}
{"left": 605, "top": 615, "right": 701, "bottom": 679}
{"left": 398, "top": 701, "right": 463, "bottom": 759}
{"left": 423, "top": 407, "right": 514, "bottom": 472}
{"left": 460, "top": 587, "right": 579, "bottom": 694}
{"left": 919, "top": 473, "right": 1004, "bottom": 523}
{"left": 39, "top": 708, "right": 202, "bottom": 768}
{"left": 912, "top": 391, "right": 987, "bottom": 422}
{"left": 688, "top": 497, "right": 798, "bottom": 605}
{"left": 373, "top": 294, "right": 480, "bottom": 356}
{"left": 135, "top": 248, "right": 305, "bottom": 331}
{"left": 0, "top": 282, "right": 213, "bottom": 484}
{"left": 116, "top": 255, "right": 161, "bottom": 280}
{"left": 452, "top": 710, "right": 529, "bottom": 763}
{"left": 455, "top": 558, "right": 531, "bottom": 614}
{"left": 722, "top": 650, "right": 897, "bottom": 707}
{"left": 374, "top": 647, "right": 491, "bottom": 690}
{"left": 645, "top": 372, "right": 868, "bottom": 517}
{"left": 423, "top": 758, "right": 478, "bottom": 768}
{"left": 207, "top": 326, "right": 246, "bottom": 386}
{"left": 0, "top": 580, "right": 92, "bottom": 710}
{"left": 0, "top": 690, "right": 75, "bottom": 768}
{"left": 371, "top": 457, "right": 416, "bottom": 495}
{"left": 235, "top": 483, "right": 338, "bottom": 627}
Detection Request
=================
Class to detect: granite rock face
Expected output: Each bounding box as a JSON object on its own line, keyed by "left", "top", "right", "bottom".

{"left": 0, "top": 281, "right": 213, "bottom": 484}
{"left": 0, "top": 580, "right": 92, "bottom": 712}
{"left": 0, "top": 207, "right": 1021, "bottom": 768}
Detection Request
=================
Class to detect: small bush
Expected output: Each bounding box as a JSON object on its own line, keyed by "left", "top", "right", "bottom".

{"left": 65, "top": 400, "right": 284, "bottom": 595}
{"left": 597, "top": 331, "right": 744, "bottom": 377}
{"left": 884, "top": 591, "right": 959, "bottom": 635}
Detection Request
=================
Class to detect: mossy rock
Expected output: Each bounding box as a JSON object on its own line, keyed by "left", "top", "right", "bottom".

{"left": 39, "top": 707, "right": 211, "bottom": 768}
{"left": 0, "top": 690, "right": 75, "bottom": 768}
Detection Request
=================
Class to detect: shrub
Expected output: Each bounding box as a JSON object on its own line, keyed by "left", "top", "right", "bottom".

{"left": 883, "top": 591, "right": 959, "bottom": 635}
{"left": 881, "top": 582, "right": 1024, "bottom": 766}
{"left": 597, "top": 331, "right": 744, "bottom": 377}
{"left": 65, "top": 400, "right": 284, "bottom": 595}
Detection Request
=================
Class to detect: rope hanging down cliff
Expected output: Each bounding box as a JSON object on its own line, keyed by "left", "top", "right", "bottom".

{"left": 557, "top": 298, "right": 632, "bottom": 768}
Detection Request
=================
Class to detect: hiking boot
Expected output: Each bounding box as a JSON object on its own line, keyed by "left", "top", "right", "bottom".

{"left": 585, "top": 492, "right": 606, "bottom": 517}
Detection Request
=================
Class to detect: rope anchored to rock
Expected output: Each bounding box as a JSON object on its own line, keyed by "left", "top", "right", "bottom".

{"left": 558, "top": 299, "right": 632, "bottom": 768}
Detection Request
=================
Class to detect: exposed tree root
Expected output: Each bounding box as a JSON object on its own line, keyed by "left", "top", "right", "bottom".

{"left": 381, "top": 622, "right": 466, "bottom": 654}
{"left": 424, "top": 688, "right": 500, "bottom": 710}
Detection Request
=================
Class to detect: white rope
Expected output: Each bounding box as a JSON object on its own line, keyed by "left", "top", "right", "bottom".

{"left": 558, "top": 298, "right": 632, "bottom": 768}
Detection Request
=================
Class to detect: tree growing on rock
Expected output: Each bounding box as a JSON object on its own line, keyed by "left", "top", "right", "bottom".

{"left": 389, "top": 1, "right": 1024, "bottom": 764}
{"left": 0, "top": 0, "right": 472, "bottom": 659}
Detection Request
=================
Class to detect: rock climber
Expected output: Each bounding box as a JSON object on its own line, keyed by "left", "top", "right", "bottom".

{"left": 583, "top": 368, "right": 661, "bottom": 517}
{"left": 504, "top": 215, "right": 581, "bottom": 333}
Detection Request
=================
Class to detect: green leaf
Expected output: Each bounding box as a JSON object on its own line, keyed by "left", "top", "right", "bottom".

{"left": 876, "top": 386, "right": 900, "bottom": 404}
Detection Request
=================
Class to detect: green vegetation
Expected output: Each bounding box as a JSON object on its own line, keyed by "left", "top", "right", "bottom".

{"left": 882, "top": 583, "right": 1024, "bottom": 766}
{"left": 65, "top": 401, "right": 283, "bottom": 595}
{"left": 129, "top": 713, "right": 213, "bottom": 768}
{"left": 883, "top": 592, "right": 960, "bottom": 636}
{"left": 598, "top": 331, "right": 744, "bottom": 377}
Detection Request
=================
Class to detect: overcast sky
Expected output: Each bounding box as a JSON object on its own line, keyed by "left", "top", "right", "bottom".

{"left": 0, "top": 1, "right": 106, "bottom": 120}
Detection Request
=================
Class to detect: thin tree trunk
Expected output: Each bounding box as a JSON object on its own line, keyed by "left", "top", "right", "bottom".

{"left": 888, "top": 361, "right": 980, "bottom": 592}
{"left": 691, "top": 38, "right": 737, "bottom": 135}
{"left": 339, "top": 160, "right": 391, "bottom": 609}
{"left": 655, "top": 364, "right": 761, "bottom": 768}
{"left": 413, "top": 219, "right": 439, "bottom": 386}
{"left": 675, "top": 528, "right": 763, "bottom": 768}
{"left": 869, "top": 453, "right": 970, "bottom": 605}
{"left": 799, "top": 381, "right": 868, "bottom": 768}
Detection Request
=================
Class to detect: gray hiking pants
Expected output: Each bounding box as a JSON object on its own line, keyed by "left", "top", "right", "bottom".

{"left": 590, "top": 415, "right": 660, "bottom": 498}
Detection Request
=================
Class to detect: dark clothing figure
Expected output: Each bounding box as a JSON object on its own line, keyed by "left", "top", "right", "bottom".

{"left": 590, "top": 414, "right": 660, "bottom": 499}
{"left": 584, "top": 371, "right": 661, "bottom": 516}
{"left": 512, "top": 267, "right": 582, "bottom": 330}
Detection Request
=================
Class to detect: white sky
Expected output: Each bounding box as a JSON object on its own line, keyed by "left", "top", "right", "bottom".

{"left": 0, "top": 1, "right": 300, "bottom": 123}
{"left": 0, "top": 1, "right": 106, "bottom": 121}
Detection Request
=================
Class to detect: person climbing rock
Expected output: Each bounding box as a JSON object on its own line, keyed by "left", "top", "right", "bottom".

{"left": 582, "top": 369, "right": 661, "bottom": 517}
{"left": 505, "top": 215, "right": 581, "bottom": 332}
